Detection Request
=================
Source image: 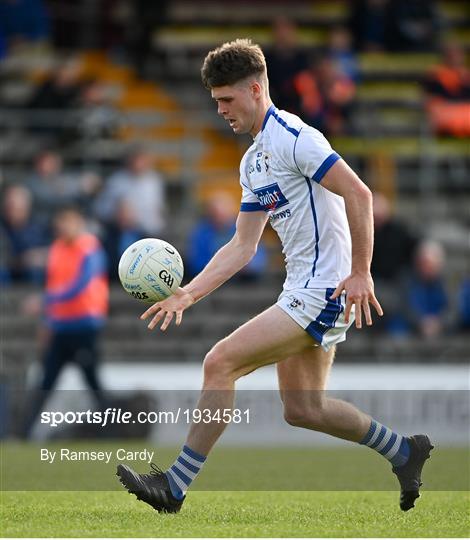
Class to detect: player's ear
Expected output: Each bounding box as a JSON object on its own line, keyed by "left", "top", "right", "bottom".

{"left": 250, "top": 80, "right": 262, "bottom": 99}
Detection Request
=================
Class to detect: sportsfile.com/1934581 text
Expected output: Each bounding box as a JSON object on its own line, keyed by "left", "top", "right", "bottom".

{"left": 40, "top": 407, "right": 251, "bottom": 428}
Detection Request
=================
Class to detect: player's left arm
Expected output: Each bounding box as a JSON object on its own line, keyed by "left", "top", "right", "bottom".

{"left": 321, "top": 159, "right": 383, "bottom": 328}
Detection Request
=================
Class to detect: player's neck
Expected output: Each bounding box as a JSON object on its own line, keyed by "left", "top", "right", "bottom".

{"left": 250, "top": 99, "right": 274, "bottom": 139}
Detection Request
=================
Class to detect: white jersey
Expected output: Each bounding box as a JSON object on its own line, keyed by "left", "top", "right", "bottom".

{"left": 240, "top": 105, "right": 352, "bottom": 290}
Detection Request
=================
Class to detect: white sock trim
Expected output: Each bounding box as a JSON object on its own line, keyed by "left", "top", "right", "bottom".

{"left": 375, "top": 429, "right": 393, "bottom": 453}
{"left": 384, "top": 434, "right": 403, "bottom": 460}
{"left": 366, "top": 422, "right": 383, "bottom": 447}
{"left": 175, "top": 462, "right": 197, "bottom": 480}
{"left": 181, "top": 451, "right": 205, "bottom": 468}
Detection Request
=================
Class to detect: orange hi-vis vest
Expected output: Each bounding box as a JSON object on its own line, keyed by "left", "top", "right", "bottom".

{"left": 45, "top": 233, "right": 108, "bottom": 331}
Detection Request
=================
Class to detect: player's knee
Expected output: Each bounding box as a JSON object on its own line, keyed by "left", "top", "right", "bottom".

{"left": 283, "top": 402, "right": 326, "bottom": 430}
{"left": 202, "top": 343, "right": 236, "bottom": 383}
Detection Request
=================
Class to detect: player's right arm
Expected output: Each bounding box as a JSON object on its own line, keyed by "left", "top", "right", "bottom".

{"left": 141, "top": 210, "right": 268, "bottom": 330}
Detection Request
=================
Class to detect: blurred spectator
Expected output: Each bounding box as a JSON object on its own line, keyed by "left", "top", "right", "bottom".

{"left": 93, "top": 148, "right": 165, "bottom": 235}
{"left": 0, "top": 226, "right": 11, "bottom": 283}
{"left": 349, "top": 0, "right": 389, "bottom": 52}
{"left": 0, "top": 184, "right": 49, "bottom": 283}
{"left": 0, "top": 0, "right": 50, "bottom": 50}
{"left": 24, "top": 150, "right": 101, "bottom": 222}
{"left": 372, "top": 192, "right": 418, "bottom": 335}
{"left": 350, "top": 0, "right": 437, "bottom": 52}
{"left": 186, "top": 192, "right": 267, "bottom": 282}
{"left": 76, "top": 80, "right": 120, "bottom": 140}
{"left": 408, "top": 240, "right": 448, "bottom": 339}
{"left": 384, "top": 0, "right": 438, "bottom": 52}
{"left": 21, "top": 206, "right": 109, "bottom": 438}
{"left": 423, "top": 42, "right": 470, "bottom": 137}
{"left": 265, "top": 17, "right": 308, "bottom": 114}
{"left": 294, "top": 55, "right": 356, "bottom": 135}
{"left": 102, "top": 198, "right": 146, "bottom": 281}
{"left": 457, "top": 277, "right": 470, "bottom": 332}
{"left": 28, "top": 60, "right": 82, "bottom": 111}
{"left": 27, "top": 60, "right": 83, "bottom": 143}
{"left": 372, "top": 193, "right": 418, "bottom": 282}
{"left": 328, "top": 27, "right": 360, "bottom": 83}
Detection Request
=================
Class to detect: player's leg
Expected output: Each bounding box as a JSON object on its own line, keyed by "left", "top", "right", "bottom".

{"left": 185, "top": 304, "right": 314, "bottom": 452}
{"left": 165, "top": 304, "right": 319, "bottom": 495}
{"left": 117, "top": 304, "right": 315, "bottom": 511}
{"left": 278, "top": 346, "right": 371, "bottom": 442}
{"left": 278, "top": 346, "right": 433, "bottom": 511}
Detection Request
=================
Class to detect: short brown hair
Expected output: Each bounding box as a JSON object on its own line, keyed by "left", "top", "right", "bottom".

{"left": 201, "top": 38, "right": 267, "bottom": 89}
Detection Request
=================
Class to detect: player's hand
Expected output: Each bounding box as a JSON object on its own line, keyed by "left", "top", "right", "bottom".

{"left": 330, "top": 272, "right": 383, "bottom": 329}
{"left": 140, "top": 287, "right": 195, "bottom": 331}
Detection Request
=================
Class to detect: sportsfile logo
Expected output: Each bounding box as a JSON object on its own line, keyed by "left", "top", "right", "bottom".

{"left": 253, "top": 182, "right": 289, "bottom": 211}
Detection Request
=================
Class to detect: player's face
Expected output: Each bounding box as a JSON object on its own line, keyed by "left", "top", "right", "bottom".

{"left": 211, "top": 83, "right": 258, "bottom": 135}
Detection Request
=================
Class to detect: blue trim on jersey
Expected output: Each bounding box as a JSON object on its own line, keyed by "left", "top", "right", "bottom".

{"left": 270, "top": 108, "right": 300, "bottom": 137}
{"left": 262, "top": 105, "right": 275, "bottom": 131}
{"left": 312, "top": 152, "right": 340, "bottom": 183}
{"left": 240, "top": 202, "right": 263, "bottom": 212}
{"left": 305, "top": 288, "right": 342, "bottom": 344}
{"left": 305, "top": 177, "right": 320, "bottom": 278}
{"left": 262, "top": 105, "right": 300, "bottom": 137}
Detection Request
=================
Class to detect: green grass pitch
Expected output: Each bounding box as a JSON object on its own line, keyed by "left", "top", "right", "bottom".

{"left": 1, "top": 490, "right": 469, "bottom": 537}
{"left": 1, "top": 443, "right": 469, "bottom": 537}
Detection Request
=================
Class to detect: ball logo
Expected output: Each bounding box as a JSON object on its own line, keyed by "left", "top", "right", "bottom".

{"left": 129, "top": 254, "right": 143, "bottom": 275}
{"left": 164, "top": 246, "right": 175, "bottom": 255}
{"left": 159, "top": 269, "right": 174, "bottom": 288}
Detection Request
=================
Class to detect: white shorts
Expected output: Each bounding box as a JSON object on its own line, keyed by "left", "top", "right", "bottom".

{"left": 276, "top": 287, "right": 355, "bottom": 352}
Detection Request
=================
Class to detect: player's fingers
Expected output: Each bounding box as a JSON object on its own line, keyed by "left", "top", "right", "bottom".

{"left": 330, "top": 281, "right": 344, "bottom": 300}
{"left": 355, "top": 301, "right": 362, "bottom": 329}
{"left": 148, "top": 309, "right": 166, "bottom": 330}
{"left": 175, "top": 310, "right": 183, "bottom": 326}
{"left": 371, "top": 295, "right": 384, "bottom": 316}
{"left": 160, "top": 311, "right": 174, "bottom": 331}
{"left": 344, "top": 298, "right": 353, "bottom": 324}
{"left": 141, "top": 303, "right": 161, "bottom": 320}
{"left": 363, "top": 299, "right": 372, "bottom": 326}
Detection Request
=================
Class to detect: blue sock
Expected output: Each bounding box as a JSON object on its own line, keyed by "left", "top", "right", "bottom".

{"left": 360, "top": 419, "right": 410, "bottom": 467}
{"left": 165, "top": 445, "right": 206, "bottom": 500}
